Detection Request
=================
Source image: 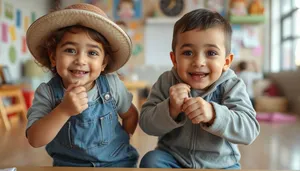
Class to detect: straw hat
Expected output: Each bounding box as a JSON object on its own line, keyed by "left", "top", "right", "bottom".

{"left": 26, "top": 3, "right": 132, "bottom": 73}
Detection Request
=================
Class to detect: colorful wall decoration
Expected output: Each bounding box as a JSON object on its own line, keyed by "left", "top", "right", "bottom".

{"left": 4, "top": 2, "right": 13, "bottom": 20}
{"left": 0, "top": 0, "right": 49, "bottom": 81}
{"left": 113, "top": 0, "right": 142, "bottom": 20}
{"left": 72, "top": 0, "right": 145, "bottom": 65}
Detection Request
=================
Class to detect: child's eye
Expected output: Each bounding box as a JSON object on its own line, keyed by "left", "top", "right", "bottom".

{"left": 88, "top": 51, "right": 99, "bottom": 56}
{"left": 207, "top": 51, "right": 217, "bottom": 56}
{"left": 64, "top": 48, "right": 76, "bottom": 54}
{"left": 182, "top": 51, "right": 193, "bottom": 56}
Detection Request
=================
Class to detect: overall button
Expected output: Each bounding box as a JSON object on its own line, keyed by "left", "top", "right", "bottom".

{"left": 104, "top": 93, "right": 111, "bottom": 100}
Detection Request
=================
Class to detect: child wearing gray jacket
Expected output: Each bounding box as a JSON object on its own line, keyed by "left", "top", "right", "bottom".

{"left": 139, "top": 8, "right": 260, "bottom": 169}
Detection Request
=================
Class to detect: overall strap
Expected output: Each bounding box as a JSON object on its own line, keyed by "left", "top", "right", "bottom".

{"left": 96, "top": 74, "right": 113, "bottom": 102}
{"left": 47, "top": 74, "right": 64, "bottom": 101}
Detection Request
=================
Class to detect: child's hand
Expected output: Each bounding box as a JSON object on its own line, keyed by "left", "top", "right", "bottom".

{"left": 169, "top": 83, "right": 190, "bottom": 119}
{"left": 182, "top": 97, "right": 215, "bottom": 124}
{"left": 60, "top": 82, "right": 88, "bottom": 116}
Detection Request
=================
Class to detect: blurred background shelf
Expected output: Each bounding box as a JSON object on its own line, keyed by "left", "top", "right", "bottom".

{"left": 229, "top": 15, "right": 265, "bottom": 24}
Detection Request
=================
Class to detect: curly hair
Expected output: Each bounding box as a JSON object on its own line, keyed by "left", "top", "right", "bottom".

{"left": 37, "top": 25, "right": 114, "bottom": 74}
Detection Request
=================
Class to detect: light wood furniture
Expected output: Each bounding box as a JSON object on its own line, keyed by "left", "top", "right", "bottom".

{"left": 255, "top": 96, "right": 288, "bottom": 113}
{"left": 0, "top": 65, "right": 12, "bottom": 84}
{"left": 0, "top": 85, "right": 27, "bottom": 130}
{"left": 124, "top": 81, "right": 148, "bottom": 110}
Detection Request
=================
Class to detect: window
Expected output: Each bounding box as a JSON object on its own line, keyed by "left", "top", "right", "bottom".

{"left": 279, "top": 0, "right": 299, "bottom": 70}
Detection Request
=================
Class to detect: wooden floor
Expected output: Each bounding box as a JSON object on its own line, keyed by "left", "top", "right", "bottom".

{"left": 1, "top": 116, "right": 300, "bottom": 170}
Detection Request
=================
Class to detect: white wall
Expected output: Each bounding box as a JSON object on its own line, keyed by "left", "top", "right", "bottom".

{"left": 144, "top": 18, "right": 177, "bottom": 67}
{"left": 0, "top": 0, "right": 51, "bottom": 81}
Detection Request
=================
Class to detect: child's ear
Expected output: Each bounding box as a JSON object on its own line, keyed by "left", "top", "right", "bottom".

{"left": 101, "top": 56, "right": 109, "bottom": 71}
{"left": 170, "top": 51, "right": 177, "bottom": 68}
{"left": 223, "top": 53, "right": 234, "bottom": 71}
{"left": 49, "top": 51, "right": 56, "bottom": 67}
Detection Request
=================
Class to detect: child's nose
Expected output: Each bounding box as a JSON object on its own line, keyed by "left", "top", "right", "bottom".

{"left": 75, "top": 52, "right": 87, "bottom": 65}
{"left": 193, "top": 55, "right": 206, "bottom": 67}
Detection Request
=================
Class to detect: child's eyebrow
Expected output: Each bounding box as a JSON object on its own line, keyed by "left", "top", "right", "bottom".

{"left": 86, "top": 44, "right": 103, "bottom": 52}
{"left": 60, "top": 41, "right": 77, "bottom": 47}
{"left": 180, "top": 43, "right": 221, "bottom": 51}
{"left": 180, "top": 43, "right": 194, "bottom": 49}
{"left": 60, "top": 41, "right": 103, "bottom": 52}
{"left": 203, "top": 44, "right": 221, "bottom": 50}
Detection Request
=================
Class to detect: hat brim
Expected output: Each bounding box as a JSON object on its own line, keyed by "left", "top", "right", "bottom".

{"left": 26, "top": 9, "right": 132, "bottom": 73}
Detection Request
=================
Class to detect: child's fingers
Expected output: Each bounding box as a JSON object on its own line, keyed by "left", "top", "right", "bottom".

{"left": 170, "top": 83, "right": 191, "bottom": 94}
{"left": 176, "top": 92, "right": 189, "bottom": 100}
{"left": 77, "top": 92, "right": 88, "bottom": 99}
{"left": 66, "top": 81, "right": 80, "bottom": 92}
{"left": 71, "top": 86, "right": 86, "bottom": 94}
{"left": 183, "top": 103, "right": 200, "bottom": 115}
{"left": 66, "top": 83, "right": 77, "bottom": 92}
{"left": 176, "top": 83, "right": 191, "bottom": 92}
{"left": 170, "top": 89, "right": 190, "bottom": 101}
{"left": 182, "top": 98, "right": 196, "bottom": 111}
{"left": 191, "top": 115, "right": 204, "bottom": 124}
{"left": 81, "top": 103, "right": 89, "bottom": 111}
{"left": 79, "top": 97, "right": 88, "bottom": 106}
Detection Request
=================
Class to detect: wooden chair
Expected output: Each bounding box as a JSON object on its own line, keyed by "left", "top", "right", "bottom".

{"left": 0, "top": 85, "right": 27, "bottom": 130}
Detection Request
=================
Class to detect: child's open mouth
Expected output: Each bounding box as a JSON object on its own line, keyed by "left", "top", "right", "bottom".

{"left": 189, "top": 72, "right": 209, "bottom": 80}
{"left": 70, "top": 70, "right": 89, "bottom": 77}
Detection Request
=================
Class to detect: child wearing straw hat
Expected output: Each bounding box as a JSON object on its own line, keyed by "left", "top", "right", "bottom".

{"left": 26, "top": 3, "right": 139, "bottom": 167}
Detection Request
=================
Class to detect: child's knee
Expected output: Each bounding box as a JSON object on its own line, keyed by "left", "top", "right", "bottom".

{"left": 139, "top": 150, "right": 162, "bottom": 168}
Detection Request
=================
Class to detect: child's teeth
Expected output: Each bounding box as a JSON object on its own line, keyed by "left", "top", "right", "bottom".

{"left": 74, "top": 71, "right": 85, "bottom": 74}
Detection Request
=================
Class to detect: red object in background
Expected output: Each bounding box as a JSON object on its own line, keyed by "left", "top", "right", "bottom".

{"left": 263, "top": 83, "right": 280, "bottom": 96}
{"left": 22, "top": 90, "right": 34, "bottom": 109}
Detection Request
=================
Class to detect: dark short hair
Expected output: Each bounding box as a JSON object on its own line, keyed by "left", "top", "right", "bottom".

{"left": 172, "top": 8, "right": 232, "bottom": 55}
{"left": 39, "top": 25, "right": 113, "bottom": 73}
{"left": 238, "top": 61, "right": 247, "bottom": 71}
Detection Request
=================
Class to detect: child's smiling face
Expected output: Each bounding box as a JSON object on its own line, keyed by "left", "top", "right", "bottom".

{"left": 50, "top": 28, "right": 107, "bottom": 90}
{"left": 171, "top": 27, "right": 233, "bottom": 90}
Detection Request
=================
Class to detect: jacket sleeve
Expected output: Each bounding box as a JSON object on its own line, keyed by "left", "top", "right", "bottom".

{"left": 201, "top": 78, "right": 260, "bottom": 145}
{"left": 139, "top": 73, "right": 187, "bottom": 136}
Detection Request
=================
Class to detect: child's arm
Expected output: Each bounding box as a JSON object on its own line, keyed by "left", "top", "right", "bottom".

{"left": 119, "top": 103, "right": 139, "bottom": 136}
{"left": 139, "top": 71, "right": 188, "bottom": 136}
{"left": 27, "top": 83, "right": 88, "bottom": 148}
{"left": 200, "top": 78, "right": 260, "bottom": 145}
{"left": 27, "top": 105, "right": 71, "bottom": 147}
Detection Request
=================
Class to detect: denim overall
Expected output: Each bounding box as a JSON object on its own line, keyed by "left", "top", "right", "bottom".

{"left": 46, "top": 75, "right": 139, "bottom": 167}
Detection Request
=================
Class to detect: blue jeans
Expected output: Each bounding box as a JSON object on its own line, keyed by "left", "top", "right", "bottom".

{"left": 140, "top": 149, "right": 241, "bottom": 169}
{"left": 224, "top": 163, "right": 241, "bottom": 170}
{"left": 53, "top": 158, "right": 137, "bottom": 167}
{"left": 140, "top": 149, "right": 182, "bottom": 168}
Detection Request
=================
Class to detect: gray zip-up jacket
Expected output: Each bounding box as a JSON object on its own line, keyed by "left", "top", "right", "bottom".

{"left": 139, "top": 68, "right": 260, "bottom": 169}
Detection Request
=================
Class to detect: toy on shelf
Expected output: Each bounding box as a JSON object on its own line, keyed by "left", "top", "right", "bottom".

{"left": 248, "top": 0, "right": 264, "bottom": 15}
{"left": 229, "top": 0, "right": 248, "bottom": 16}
